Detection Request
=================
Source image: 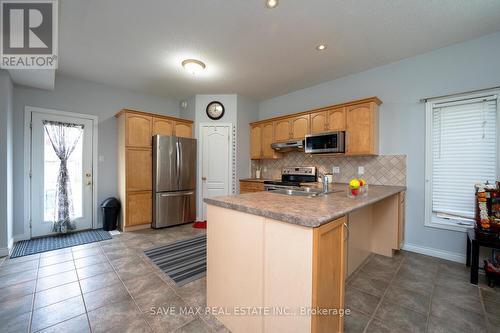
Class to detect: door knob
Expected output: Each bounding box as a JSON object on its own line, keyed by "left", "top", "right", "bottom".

{"left": 202, "top": 177, "right": 207, "bottom": 181}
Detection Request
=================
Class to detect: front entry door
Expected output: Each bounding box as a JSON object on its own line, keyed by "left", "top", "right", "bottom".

{"left": 201, "top": 125, "right": 231, "bottom": 220}
{"left": 31, "top": 110, "right": 94, "bottom": 237}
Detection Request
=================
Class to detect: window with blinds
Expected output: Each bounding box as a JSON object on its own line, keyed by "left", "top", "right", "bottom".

{"left": 425, "top": 93, "right": 498, "bottom": 230}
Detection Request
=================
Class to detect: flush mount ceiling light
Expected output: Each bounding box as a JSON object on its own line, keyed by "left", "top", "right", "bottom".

{"left": 316, "top": 44, "right": 327, "bottom": 51}
{"left": 265, "top": 0, "right": 279, "bottom": 9}
{"left": 181, "top": 59, "right": 206, "bottom": 75}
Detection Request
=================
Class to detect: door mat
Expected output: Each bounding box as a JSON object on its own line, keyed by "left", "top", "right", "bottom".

{"left": 10, "top": 229, "right": 112, "bottom": 258}
{"left": 144, "top": 235, "right": 206, "bottom": 286}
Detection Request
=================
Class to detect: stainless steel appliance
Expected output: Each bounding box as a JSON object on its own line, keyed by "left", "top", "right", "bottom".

{"left": 264, "top": 167, "right": 317, "bottom": 191}
{"left": 271, "top": 140, "right": 304, "bottom": 152}
{"left": 304, "top": 131, "right": 345, "bottom": 154}
{"left": 153, "top": 135, "right": 197, "bottom": 228}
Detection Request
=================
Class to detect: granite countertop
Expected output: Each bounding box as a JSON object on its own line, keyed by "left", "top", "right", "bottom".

{"left": 204, "top": 185, "right": 406, "bottom": 228}
{"left": 239, "top": 178, "right": 323, "bottom": 187}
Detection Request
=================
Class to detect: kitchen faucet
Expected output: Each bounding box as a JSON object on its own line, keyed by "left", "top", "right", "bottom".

{"left": 318, "top": 172, "right": 329, "bottom": 193}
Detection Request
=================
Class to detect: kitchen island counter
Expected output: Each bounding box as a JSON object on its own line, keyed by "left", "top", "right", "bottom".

{"left": 205, "top": 184, "right": 405, "bottom": 228}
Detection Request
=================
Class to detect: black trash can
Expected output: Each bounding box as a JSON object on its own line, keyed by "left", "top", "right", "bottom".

{"left": 101, "top": 197, "right": 121, "bottom": 231}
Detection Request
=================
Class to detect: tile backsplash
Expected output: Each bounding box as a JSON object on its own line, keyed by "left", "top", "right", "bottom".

{"left": 251, "top": 153, "right": 406, "bottom": 186}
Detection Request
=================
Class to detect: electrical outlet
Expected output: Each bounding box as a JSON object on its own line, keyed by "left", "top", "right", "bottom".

{"left": 332, "top": 166, "right": 340, "bottom": 174}
{"left": 358, "top": 166, "right": 365, "bottom": 175}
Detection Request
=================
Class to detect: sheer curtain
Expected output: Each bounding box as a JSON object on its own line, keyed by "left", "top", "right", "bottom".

{"left": 43, "top": 121, "right": 84, "bottom": 233}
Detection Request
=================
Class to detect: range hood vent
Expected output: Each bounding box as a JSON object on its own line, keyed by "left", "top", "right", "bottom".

{"left": 271, "top": 140, "right": 304, "bottom": 152}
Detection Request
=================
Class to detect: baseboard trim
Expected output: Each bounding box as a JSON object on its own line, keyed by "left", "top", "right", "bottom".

{"left": 0, "top": 247, "right": 9, "bottom": 257}
{"left": 13, "top": 234, "right": 30, "bottom": 242}
{"left": 402, "top": 242, "right": 466, "bottom": 264}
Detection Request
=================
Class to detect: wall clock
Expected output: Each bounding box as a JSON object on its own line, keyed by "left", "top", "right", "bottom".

{"left": 206, "top": 101, "right": 225, "bottom": 120}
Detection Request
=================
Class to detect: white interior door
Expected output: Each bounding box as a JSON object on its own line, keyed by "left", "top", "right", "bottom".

{"left": 31, "top": 111, "right": 94, "bottom": 237}
{"left": 201, "top": 125, "right": 231, "bottom": 220}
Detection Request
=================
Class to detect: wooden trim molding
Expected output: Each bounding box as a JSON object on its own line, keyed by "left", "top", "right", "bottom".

{"left": 115, "top": 108, "right": 193, "bottom": 124}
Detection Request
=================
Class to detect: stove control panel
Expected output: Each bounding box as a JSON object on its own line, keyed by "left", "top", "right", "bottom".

{"left": 282, "top": 166, "right": 316, "bottom": 176}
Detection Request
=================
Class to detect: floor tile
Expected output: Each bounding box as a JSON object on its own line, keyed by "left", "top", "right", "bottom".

{"left": 122, "top": 272, "right": 166, "bottom": 299}
{"left": 134, "top": 285, "right": 180, "bottom": 312}
{"left": 345, "top": 288, "right": 381, "bottom": 316}
{"left": 348, "top": 274, "right": 389, "bottom": 297}
{"left": 383, "top": 285, "right": 430, "bottom": 315}
{"left": 88, "top": 299, "right": 150, "bottom": 333}
{"left": 115, "top": 261, "right": 154, "bottom": 281}
{"left": 438, "top": 260, "right": 470, "bottom": 280}
{"left": 3, "top": 253, "right": 40, "bottom": 264}
{"left": 38, "top": 252, "right": 73, "bottom": 267}
{"left": 0, "top": 258, "right": 39, "bottom": 277}
{"left": 435, "top": 271, "right": 478, "bottom": 293}
{"left": 480, "top": 287, "right": 500, "bottom": 305}
{"left": 0, "top": 279, "right": 36, "bottom": 303}
{"left": 76, "top": 261, "right": 113, "bottom": 280}
{"left": 397, "top": 261, "right": 437, "bottom": 280}
{"left": 343, "top": 309, "right": 370, "bottom": 333}
{"left": 37, "top": 261, "right": 75, "bottom": 278}
{"left": 143, "top": 298, "right": 195, "bottom": 333}
{"left": 359, "top": 261, "right": 396, "bottom": 281}
{"left": 373, "top": 301, "right": 427, "bottom": 333}
{"left": 433, "top": 283, "right": 481, "bottom": 314}
{"left": 483, "top": 298, "right": 500, "bottom": 327}
{"left": 40, "top": 248, "right": 72, "bottom": 258}
{"left": 431, "top": 295, "right": 487, "bottom": 332}
{"left": 37, "top": 314, "right": 90, "bottom": 333}
{"left": 0, "top": 312, "right": 31, "bottom": 333}
{"left": 72, "top": 247, "right": 102, "bottom": 260}
{"left": 0, "top": 293, "right": 33, "bottom": 321}
{"left": 34, "top": 281, "right": 82, "bottom": 309}
{"left": 83, "top": 282, "right": 132, "bottom": 311}
{"left": 364, "top": 319, "right": 399, "bottom": 333}
{"left": 427, "top": 314, "right": 480, "bottom": 333}
{"left": 79, "top": 271, "right": 121, "bottom": 293}
{"left": 0, "top": 269, "right": 37, "bottom": 289}
{"left": 392, "top": 269, "right": 434, "bottom": 296}
{"left": 36, "top": 270, "right": 78, "bottom": 291}
{"left": 31, "top": 295, "right": 86, "bottom": 332}
{"left": 174, "top": 278, "right": 207, "bottom": 307}
{"left": 174, "top": 317, "right": 212, "bottom": 333}
{"left": 74, "top": 255, "right": 107, "bottom": 269}
{"left": 71, "top": 242, "right": 100, "bottom": 252}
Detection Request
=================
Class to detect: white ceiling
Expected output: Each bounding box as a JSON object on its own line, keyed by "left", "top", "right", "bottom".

{"left": 57, "top": 0, "right": 500, "bottom": 100}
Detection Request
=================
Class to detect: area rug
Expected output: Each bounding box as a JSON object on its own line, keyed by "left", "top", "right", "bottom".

{"left": 144, "top": 235, "right": 206, "bottom": 286}
{"left": 10, "top": 229, "right": 112, "bottom": 258}
{"left": 192, "top": 220, "right": 207, "bottom": 229}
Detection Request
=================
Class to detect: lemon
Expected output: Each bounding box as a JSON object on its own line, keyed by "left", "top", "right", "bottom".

{"left": 349, "top": 179, "right": 360, "bottom": 189}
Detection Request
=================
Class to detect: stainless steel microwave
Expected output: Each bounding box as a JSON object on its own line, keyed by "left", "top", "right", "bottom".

{"left": 304, "top": 131, "right": 345, "bottom": 154}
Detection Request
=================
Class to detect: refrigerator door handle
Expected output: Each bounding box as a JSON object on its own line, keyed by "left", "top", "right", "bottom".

{"left": 178, "top": 140, "right": 182, "bottom": 189}
{"left": 160, "top": 191, "right": 194, "bottom": 197}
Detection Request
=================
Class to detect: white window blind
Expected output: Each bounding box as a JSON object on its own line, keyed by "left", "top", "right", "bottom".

{"left": 431, "top": 96, "right": 497, "bottom": 221}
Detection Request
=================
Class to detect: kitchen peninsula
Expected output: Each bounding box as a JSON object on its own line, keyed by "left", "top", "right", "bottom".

{"left": 205, "top": 185, "right": 405, "bottom": 333}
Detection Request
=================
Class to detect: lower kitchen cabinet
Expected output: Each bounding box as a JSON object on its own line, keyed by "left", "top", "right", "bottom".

{"left": 126, "top": 192, "right": 152, "bottom": 227}
{"left": 239, "top": 181, "right": 265, "bottom": 194}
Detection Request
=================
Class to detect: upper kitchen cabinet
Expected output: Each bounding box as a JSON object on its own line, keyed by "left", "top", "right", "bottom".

{"left": 328, "top": 107, "right": 346, "bottom": 131}
{"left": 274, "top": 115, "right": 310, "bottom": 142}
{"left": 310, "top": 111, "right": 328, "bottom": 134}
{"left": 153, "top": 118, "right": 173, "bottom": 136}
{"left": 346, "top": 101, "right": 379, "bottom": 155}
{"left": 250, "top": 121, "right": 281, "bottom": 160}
{"left": 173, "top": 121, "right": 193, "bottom": 138}
{"left": 126, "top": 113, "right": 152, "bottom": 147}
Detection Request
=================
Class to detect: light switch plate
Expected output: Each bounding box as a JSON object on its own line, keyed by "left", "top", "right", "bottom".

{"left": 358, "top": 166, "right": 365, "bottom": 175}
{"left": 332, "top": 166, "right": 340, "bottom": 174}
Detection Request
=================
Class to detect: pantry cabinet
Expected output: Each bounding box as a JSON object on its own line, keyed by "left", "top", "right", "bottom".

{"left": 117, "top": 109, "right": 193, "bottom": 231}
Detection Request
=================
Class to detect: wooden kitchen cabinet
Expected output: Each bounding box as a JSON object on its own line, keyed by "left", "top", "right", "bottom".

{"left": 173, "top": 121, "right": 192, "bottom": 138}
{"left": 153, "top": 118, "right": 173, "bottom": 136}
{"left": 274, "top": 119, "right": 291, "bottom": 142}
{"left": 346, "top": 102, "right": 379, "bottom": 155}
{"left": 327, "top": 107, "right": 346, "bottom": 131}
{"left": 239, "top": 181, "right": 265, "bottom": 194}
{"left": 250, "top": 122, "right": 281, "bottom": 160}
{"left": 126, "top": 192, "right": 152, "bottom": 226}
{"left": 116, "top": 109, "right": 193, "bottom": 231}
{"left": 310, "top": 111, "right": 328, "bottom": 134}
{"left": 126, "top": 113, "right": 152, "bottom": 147}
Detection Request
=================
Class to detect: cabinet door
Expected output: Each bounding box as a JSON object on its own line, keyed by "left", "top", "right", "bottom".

{"left": 126, "top": 113, "right": 152, "bottom": 147}
{"left": 153, "top": 118, "right": 173, "bottom": 136}
{"left": 310, "top": 111, "right": 328, "bottom": 134}
{"left": 261, "top": 122, "right": 275, "bottom": 158}
{"left": 274, "top": 119, "right": 291, "bottom": 142}
{"left": 174, "top": 122, "right": 192, "bottom": 138}
{"left": 126, "top": 148, "right": 152, "bottom": 191}
{"left": 346, "top": 103, "right": 374, "bottom": 155}
{"left": 327, "top": 107, "right": 346, "bottom": 131}
{"left": 290, "top": 115, "right": 310, "bottom": 140}
{"left": 126, "top": 192, "right": 152, "bottom": 226}
{"left": 250, "top": 125, "right": 262, "bottom": 159}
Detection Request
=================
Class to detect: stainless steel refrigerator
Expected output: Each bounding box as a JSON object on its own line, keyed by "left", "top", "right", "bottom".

{"left": 153, "top": 135, "right": 197, "bottom": 228}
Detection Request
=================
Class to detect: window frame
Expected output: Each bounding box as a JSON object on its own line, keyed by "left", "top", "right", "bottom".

{"left": 424, "top": 91, "right": 500, "bottom": 232}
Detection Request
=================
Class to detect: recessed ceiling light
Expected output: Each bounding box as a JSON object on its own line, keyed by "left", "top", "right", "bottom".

{"left": 181, "top": 59, "right": 206, "bottom": 75}
{"left": 265, "top": 0, "right": 279, "bottom": 9}
{"left": 316, "top": 44, "right": 327, "bottom": 51}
